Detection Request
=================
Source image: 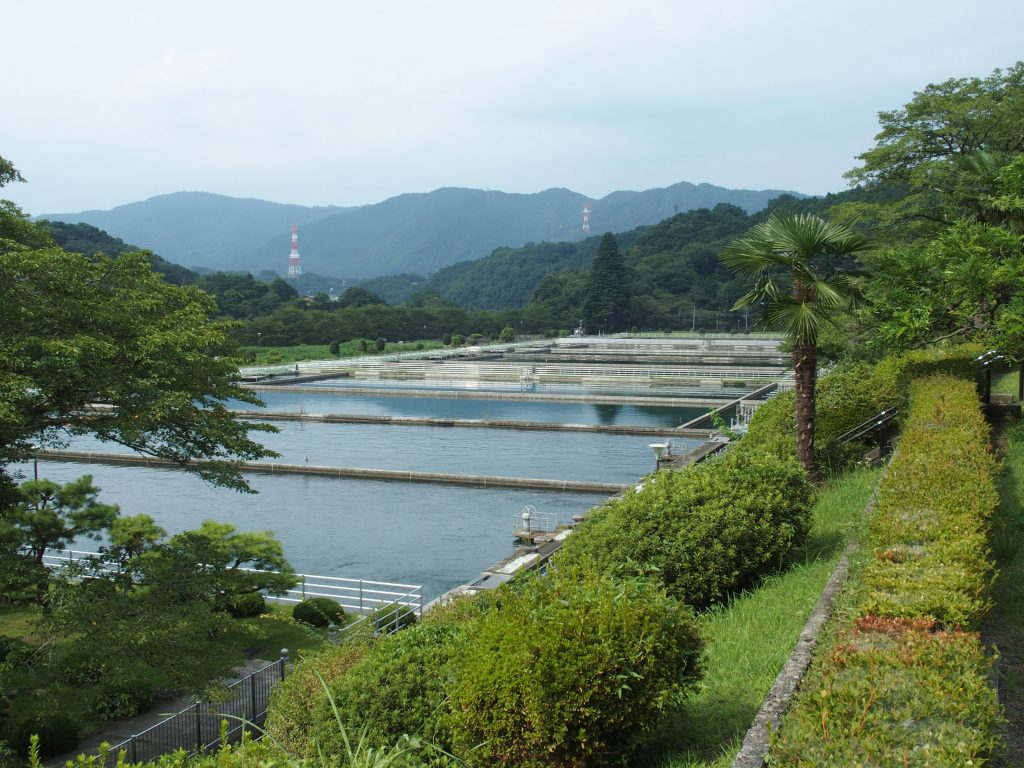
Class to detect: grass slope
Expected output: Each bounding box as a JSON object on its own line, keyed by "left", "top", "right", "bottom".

{"left": 647, "top": 467, "right": 879, "bottom": 767}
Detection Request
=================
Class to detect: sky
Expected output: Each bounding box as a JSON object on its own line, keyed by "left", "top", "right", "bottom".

{"left": 3, "top": 1, "right": 1023, "bottom": 215}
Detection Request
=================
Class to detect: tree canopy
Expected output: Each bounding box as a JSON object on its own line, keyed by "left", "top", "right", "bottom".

{"left": 845, "top": 61, "right": 1024, "bottom": 235}
{"left": 0, "top": 158, "right": 276, "bottom": 494}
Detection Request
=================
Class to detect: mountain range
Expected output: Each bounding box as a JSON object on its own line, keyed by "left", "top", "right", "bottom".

{"left": 42, "top": 181, "right": 803, "bottom": 279}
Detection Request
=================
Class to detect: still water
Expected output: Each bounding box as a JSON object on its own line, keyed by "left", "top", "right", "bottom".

{"left": 243, "top": 388, "right": 715, "bottom": 427}
{"left": 27, "top": 461, "right": 610, "bottom": 601}
{"left": 62, "top": 420, "right": 696, "bottom": 485}
{"left": 27, "top": 376, "right": 717, "bottom": 600}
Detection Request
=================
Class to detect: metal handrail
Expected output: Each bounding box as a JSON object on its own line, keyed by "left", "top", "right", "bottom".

{"left": 834, "top": 406, "right": 898, "bottom": 445}
{"left": 39, "top": 548, "right": 423, "bottom": 616}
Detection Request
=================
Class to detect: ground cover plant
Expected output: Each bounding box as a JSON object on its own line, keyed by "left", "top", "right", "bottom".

{"left": 767, "top": 374, "right": 1004, "bottom": 766}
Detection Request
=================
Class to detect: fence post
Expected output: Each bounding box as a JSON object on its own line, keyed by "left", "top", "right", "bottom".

{"left": 250, "top": 673, "right": 257, "bottom": 720}
{"left": 301, "top": 574, "right": 306, "bottom": 600}
{"left": 194, "top": 702, "right": 202, "bottom": 749}
{"left": 359, "top": 580, "right": 364, "bottom": 614}
{"left": 131, "top": 735, "right": 137, "bottom": 765}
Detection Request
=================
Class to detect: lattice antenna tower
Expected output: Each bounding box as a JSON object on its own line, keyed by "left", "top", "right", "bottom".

{"left": 582, "top": 204, "right": 591, "bottom": 235}
{"left": 287, "top": 225, "right": 302, "bottom": 279}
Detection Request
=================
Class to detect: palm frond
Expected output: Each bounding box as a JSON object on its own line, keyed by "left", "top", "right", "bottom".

{"left": 762, "top": 298, "right": 828, "bottom": 346}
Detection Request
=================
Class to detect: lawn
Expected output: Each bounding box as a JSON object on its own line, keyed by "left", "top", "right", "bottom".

{"left": 648, "top": 468, "right": 879, "bottom": 767}
{"left": 987, "top": 419, "right": 1024, "bottom": 765}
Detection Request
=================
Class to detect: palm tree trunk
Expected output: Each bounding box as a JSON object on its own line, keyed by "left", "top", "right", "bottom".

{"left": 793, "top": 341, "right": 820, "bottom": 484}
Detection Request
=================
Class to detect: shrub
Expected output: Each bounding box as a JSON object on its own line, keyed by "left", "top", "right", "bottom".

{"left": 374, "top": 337, "right": 386, "bottom": 352}
{"left": 7, "top": 713, "right": 79, "bottom": 757}
{"left": 557, "top": 449, "right": 814, "bottom": 609}
{"left": 449, "top": 334, "right": 464, "bottom": 347}
{"left": 292, "top": 597, "right": 344, "bottom": 627}
{"left": 357, "top": 338, "right": 368, "bottom": 353}
{"left": 312, "top": 620, "right": 465, "bottom": 757}
{"left": 446, "top": 569, "right": 703, "bottom": 767}
{"left": 224, "top": 591, "right": 266, "bottom": 618}
{"left": 499, "top": 326, "right": 515, "bottom": 342}
{"left": 90, "top": 676, "right": 155, "bottom": 720}
{"left": 263, "top": 640, "right": 372, "bottom": 757}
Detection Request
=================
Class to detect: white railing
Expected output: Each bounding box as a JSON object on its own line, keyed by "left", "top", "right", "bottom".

{"left": 38, "top": 548, "right": 423, "bottom": 617}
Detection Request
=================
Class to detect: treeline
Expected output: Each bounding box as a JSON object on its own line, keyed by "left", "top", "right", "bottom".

{"left": 40, "top": 183, "right": 874, "bottom": 346}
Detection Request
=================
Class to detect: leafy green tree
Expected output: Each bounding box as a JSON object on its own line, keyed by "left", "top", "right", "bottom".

{"left": 721, "top": 214, "right": 871, "bottom": 482}
{"left": 4, "top": 476, "right": 118, "bottom": 564}
{"left": 106, "top": 513, "right": 166, "bottom": 572}
{"left": 582, "top": 233, "right": 630, "bottom": 333}
{"left": 845, "top": 61, "right": 1024, "bottom": 236}
{"left": 0, "top": 247, "right": 276, "bottom": 493}
{"left": 169, "top": 520, "right": 297, "bottom": 599}
{"left": 338, "top": 286, "right": 385, "bottom": 308}
{"left": 41, "top": 542, "right": 257, "bottom": 710}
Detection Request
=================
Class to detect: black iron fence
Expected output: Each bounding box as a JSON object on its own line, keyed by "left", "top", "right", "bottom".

{"left": 103, "top": 657, "right": 286, "bottom": 765}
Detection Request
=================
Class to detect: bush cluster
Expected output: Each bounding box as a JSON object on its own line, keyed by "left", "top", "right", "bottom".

{"left": 266, "top": 570, "right": 702, "bottom": 767}
{"left": 769, "top": 374, "right": 1003, "bottom": 766}
{"left": 445, "top": 569, "right": 702, "bottom": 768}
{"left": 291, "top": 597, "right": 344, "bottom": 627}
{"left": 556, "top": 448, "right": 814, "bottom": 609}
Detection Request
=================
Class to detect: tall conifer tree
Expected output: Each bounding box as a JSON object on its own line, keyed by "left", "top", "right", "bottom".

{"left": 582, "top": 233, "right": 629, "bottom": 333}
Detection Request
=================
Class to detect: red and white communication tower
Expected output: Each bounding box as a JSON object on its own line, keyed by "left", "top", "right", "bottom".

{"left": 582, "top": 204, "right": 591, "bottom": 235}
{"left": 287, "top": 225, "right": 302, "bottom": 279}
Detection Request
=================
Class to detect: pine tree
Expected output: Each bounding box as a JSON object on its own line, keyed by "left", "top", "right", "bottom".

{"left": 582, "top": 233, "right": 629, "bottom": 333}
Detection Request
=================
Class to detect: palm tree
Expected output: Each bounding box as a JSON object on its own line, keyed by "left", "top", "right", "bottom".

{"left": 720, "top": 213, "right": 871, "bottom": 483}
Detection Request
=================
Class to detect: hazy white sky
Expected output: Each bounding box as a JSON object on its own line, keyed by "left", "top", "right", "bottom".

{"left": 3, "top": 1, "right": 1022, "bottom": 214}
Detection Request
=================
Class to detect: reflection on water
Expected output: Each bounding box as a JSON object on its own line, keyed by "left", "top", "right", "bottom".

{"left": 24, "top": 462, "right": 611, "bottom": 601}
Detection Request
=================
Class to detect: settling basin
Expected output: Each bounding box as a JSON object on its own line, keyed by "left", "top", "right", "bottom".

{"left": 23, "top": 461, "right": 611, "bottom": 601}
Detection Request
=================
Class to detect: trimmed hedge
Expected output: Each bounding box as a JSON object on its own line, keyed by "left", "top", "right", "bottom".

{"left": 445, "top": 569, "right": 703, "bottom": 768}
{"left": 769, "top": 374, "right": 1003, "bottom": 765}
{"left": 769, "top": 617, "right": 1001, "bottom": 766}
{"left": 557, "top": 448, "right": 814, "bottom": 609}
{"left": 862, "top": 375, "right": 997, "bottom": 629}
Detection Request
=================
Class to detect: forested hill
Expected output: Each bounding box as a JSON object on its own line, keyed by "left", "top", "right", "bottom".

{"left": 40, "top": 220, "right": 199, "bottom": 286}
{"left": 42, "top": 181, "right": 801, "bottom": 279}
{"left": 421, "top": 230, "right": 643, "bottom": 309}
{"left": 410, "top": 192, "right": 858, "bottom": 312}
{"left": 41, "top": 192, "right": 348, "bottom": 272}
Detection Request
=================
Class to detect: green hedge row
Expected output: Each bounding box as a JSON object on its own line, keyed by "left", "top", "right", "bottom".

{"left": 556, "top": 448, "right": 814, "bottom": 609}
{"left": 769, "top": 374, "right": 1003, "bottom": 766}
{"left": 863, "top": 375, "right": 997, "bottom": 629}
